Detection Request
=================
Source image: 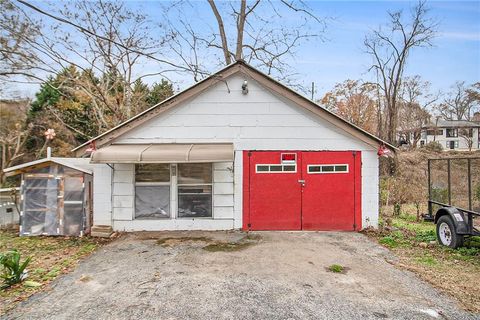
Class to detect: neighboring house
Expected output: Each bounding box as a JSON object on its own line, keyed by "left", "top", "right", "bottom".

{"left": 400, "top": 119, "right": 480, "bottom": 151}
{"left": 9, "top": 61, "right": 395, "bottom": 234}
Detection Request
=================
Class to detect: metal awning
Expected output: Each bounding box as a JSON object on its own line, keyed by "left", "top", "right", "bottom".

{"left": 90, "top": 143, "right": 234, "bottom": 163}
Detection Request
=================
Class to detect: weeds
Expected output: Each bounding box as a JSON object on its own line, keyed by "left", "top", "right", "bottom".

{"left": 0, "top": 250, "right": 31, "bottom": 289}
{"left": 327, "top": 264, "right": 345, "bottom": 273}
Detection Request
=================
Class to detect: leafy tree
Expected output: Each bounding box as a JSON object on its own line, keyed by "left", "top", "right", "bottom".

{"left": 320, "top": 80, "right": 378, "bottom": 134}
{"left": 147, "top": 80, "right": 175, "bottom": 106}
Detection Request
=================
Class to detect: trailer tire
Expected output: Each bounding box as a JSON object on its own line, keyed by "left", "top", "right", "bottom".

{"left": 436, "top": 215, "right": 464, "bottom": 249}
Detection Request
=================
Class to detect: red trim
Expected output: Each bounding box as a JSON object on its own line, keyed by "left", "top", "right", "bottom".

{"left": 354, "top": 151, "right": 362, "bottom": 230}
{"left": 242, "top": 151, "right": 251, "bottom": 231}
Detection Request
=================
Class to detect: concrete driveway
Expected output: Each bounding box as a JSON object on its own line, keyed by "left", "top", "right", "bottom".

{"left": 4, "top": 231, "right": 477, "bottom": 320}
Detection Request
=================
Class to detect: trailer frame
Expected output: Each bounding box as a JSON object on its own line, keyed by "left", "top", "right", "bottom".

{"left": 424, "top": 157, "right": 479, "bottom": 248}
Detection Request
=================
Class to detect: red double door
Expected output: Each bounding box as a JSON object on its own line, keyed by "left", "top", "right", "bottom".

{"left": 243, "top": 151, "right": 361, "bottom": 231}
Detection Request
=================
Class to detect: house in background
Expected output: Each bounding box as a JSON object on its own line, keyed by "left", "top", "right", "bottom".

{"left": 399, "top": 118, "right": 480, "bottom": 151}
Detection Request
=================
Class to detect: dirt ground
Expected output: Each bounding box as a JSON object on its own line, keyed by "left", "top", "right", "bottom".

{"left": 3, "top": 231, "right": 478, "bottom": 320}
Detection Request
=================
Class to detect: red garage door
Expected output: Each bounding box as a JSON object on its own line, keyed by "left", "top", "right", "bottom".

{"left": 243, "top": 151, "right": 361, "bottom": 231}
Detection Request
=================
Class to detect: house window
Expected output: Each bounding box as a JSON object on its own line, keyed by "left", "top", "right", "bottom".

{"left": 459, "top": 128, "right": 473, "bottom": 137}
{"left": 420, "top": 140, "right": 425, "bottom": 147}
{"left": 426, "top": 129, "right": 443, "bottom": 136}
{"left": 446, "top": 128, "right": 458, "bottom": 137}
{"left": 446, "top": 141, "right": 459, "bottom": 150}
{"left": 177, "top": 163, "right": 213, "bottom": 218}
{"left": 135, "top": 164, "right": 171, "bottom": 219}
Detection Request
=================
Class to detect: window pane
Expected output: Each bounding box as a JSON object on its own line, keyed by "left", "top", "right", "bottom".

{"left": 335, "top": 165, "right": 348, "bottom": 172}
{"left": 178, "top": 163, "right": 212, "bottom": 184}
{"left": 135, "top": 186, "right": 170, "bottom": 218}
{"left": 178, "top": 185, "right": 212, "bottom": 218}
{"left": 135, "top": 164, "right": 170, "bottom": 183}
{"left": 283, "top": 165, "right": 296, "bottom": 172}
{"left": 257, "top": 165, "right": 269, "bottom": 172}
{"left": 270, "top": 165, "right": 282, "bottom": 172}
{"left": 309, "top": 166, "right": 321, "bottom": 173}
{"left": 321, "top": 166, "right": 335, "bottom": 172}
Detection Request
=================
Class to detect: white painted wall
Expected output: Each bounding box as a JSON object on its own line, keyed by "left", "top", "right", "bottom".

{"left": 110, "top": 162, "right": 235, "bottom": 231}
{"left": 101, "top": 73, "right": 380, "bottom": 230}
{"left": 92, "top": 165, "right": 113, "bottom": 226}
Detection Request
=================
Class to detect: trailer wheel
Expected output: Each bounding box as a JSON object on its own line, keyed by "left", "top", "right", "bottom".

{"left": 436, "top": 215, "right": 464, "bottom": 249}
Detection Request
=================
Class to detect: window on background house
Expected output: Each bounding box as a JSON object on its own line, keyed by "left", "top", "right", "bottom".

{"left": 446, "top": 128, "right": 458, "bottom": 137}
{"left": 446, "top": 141, "right": 459, "bottom": 150}
{"left": 135, "top": 164, "right": 171, "bottom": 219}
{"left": 177, "top": 163, "right": 213, "bottom": 218}
{"left": 459, "top": 128, "right": 473, "bottom": 138}
{"left": 426, "top": 129, "right": 443, "bottom": 136}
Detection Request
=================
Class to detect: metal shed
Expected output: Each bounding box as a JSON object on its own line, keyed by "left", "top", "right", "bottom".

{"left": 3, "top": 157, "right": 93, "bottom": 236}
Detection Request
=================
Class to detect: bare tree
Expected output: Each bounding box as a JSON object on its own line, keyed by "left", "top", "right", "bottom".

{"left": 438, "top": 81, "right": 480, "bottom": 121}
{"left": 0, "top": 0, "right": 44, "bottom": 85}
{"left": 365, "top": 1, "right": 437, "bottom": 143}
{"left": 459, "top": 128, "right": 474, "bottom": 151}
{"left": 162, "top": 0, "right": 327, "bottom": 83}
{"left": 397, "top": 76, "right": 437, "bottom": 147}
{"left": 0, "top": 99, "right": 32, "bottom": 184}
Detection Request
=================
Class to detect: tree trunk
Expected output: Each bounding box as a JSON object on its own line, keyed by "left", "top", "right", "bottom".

{"left": 235, "top": 0, "right": 246, "bottom": 61}
{"left": 208, "top": 0, "right": 231, "bottom": 65}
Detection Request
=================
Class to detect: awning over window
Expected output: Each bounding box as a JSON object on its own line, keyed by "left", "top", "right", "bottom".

{"left": 90, "top": 143, "right": 234, "bottom": 163}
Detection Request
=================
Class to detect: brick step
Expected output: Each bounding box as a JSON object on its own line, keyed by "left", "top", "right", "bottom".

{"left": 91, "top": 225, "right": 113, "bottom": 238}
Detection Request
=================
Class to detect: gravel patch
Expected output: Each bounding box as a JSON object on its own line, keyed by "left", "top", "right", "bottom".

{"left": 3, "top": 231, "right": 477, "bottom": 320}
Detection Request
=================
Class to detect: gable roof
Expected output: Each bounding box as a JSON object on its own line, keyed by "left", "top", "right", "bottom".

{"left": 3, "top": 157, "right": 93, "bottom": 177}
{"left": 73, "top": 60, "right": 395, "bottom": 155}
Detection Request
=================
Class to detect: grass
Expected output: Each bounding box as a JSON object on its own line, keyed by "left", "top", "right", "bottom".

{"left": 365, "top": 209, "right": 480, "bottom": 313}
{"left": 0, "top": 230, "right": 108, "bottom": 315}
{"left": 327, "top": 264, "right": 345, "bottom": 273}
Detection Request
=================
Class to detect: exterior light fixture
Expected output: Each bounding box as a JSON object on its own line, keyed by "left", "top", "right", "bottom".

{"left": 242, "top": 80, "right": 248, "bottom": 94}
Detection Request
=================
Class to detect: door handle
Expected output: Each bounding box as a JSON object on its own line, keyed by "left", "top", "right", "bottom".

{"left": 298, "top": 179, "right": 305, "bottom": 185}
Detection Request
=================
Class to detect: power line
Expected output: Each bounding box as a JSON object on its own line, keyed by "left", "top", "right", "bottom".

{"left": 15, "top": 0, "right": 187, "bottom": 71}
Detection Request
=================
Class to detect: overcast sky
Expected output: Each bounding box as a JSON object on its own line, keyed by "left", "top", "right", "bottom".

{"left": 4, "top": 0, "right": 480, "bottom": 100}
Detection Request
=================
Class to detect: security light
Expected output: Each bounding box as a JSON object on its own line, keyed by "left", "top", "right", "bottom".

{"left": 242, "top": 80, "right": 248, "bottom": 94}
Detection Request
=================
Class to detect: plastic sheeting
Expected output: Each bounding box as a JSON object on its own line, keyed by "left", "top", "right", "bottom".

{"left": 135, "top": 186, "right": 170, "bottom": 218}
{"left": 20, "top": 164, "right": 90, "bottom": 236}
{"left": 178, "top": 185, "right": 212, "bottom": 218}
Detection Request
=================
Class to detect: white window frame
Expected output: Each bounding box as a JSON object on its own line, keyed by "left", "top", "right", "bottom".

{"left": 255, "top": 164, "right": 297, "bottom": 173}
{"left": 134, "top": 164, "right": 172, "bottom": 220}
{"left": 176, "top": 163, "right": 214, "bottom": 219}
{"left": 307, "top": 164, "right": 349, "bottom": 174}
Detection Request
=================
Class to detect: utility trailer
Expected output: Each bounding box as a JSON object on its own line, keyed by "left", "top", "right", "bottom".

{"left": 424, "top": 157, "right": 480, "bottom": 248}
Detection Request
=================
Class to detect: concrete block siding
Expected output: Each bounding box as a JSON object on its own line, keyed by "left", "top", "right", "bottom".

{"left": 94, "top": 74, "right": 379, "bottom": 231}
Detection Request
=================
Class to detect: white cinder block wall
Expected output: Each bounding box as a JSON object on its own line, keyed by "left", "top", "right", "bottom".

{"left": 92, "top": 165, "right": 113, "bottom": 226}
{"left": 99, "top": 74, "right": 380, "bottom": 231}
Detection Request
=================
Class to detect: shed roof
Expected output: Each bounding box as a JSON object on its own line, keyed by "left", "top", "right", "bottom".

{"left": 73, "top": 60, "right": 396, "bottom": 155}
{"left": 3, "top": 157, "right": 93, "bottom": 177}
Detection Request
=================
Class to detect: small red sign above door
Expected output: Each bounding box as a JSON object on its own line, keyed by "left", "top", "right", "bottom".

{"left": 281, "top": 153, "right": 296, "bottom": 164}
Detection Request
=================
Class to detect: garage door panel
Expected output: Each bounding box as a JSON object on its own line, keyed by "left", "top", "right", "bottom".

{"left": 301, "top": 151, "right": 359, "bottom": 231}
{"left": 244, "top": 151, "right": 361, "bottom": 231}
{"left": 248, "top": 151, "right": 302, "bottom": 230}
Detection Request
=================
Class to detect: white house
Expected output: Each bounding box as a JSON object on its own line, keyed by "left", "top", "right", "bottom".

{"left": 399, "top": 119, "right": 480, "bottom": 151}
{"left": 73, "top": 61, "right": 395, "bottom": 233}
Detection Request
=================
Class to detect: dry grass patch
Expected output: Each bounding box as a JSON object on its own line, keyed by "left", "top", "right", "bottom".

{"left": 156, "top": 237, "right": 212, "bottom": 247}
{"left": 0, "top": 230, "right": 110, "bottom": 315}
{"left": 365, "top": 214, "right": 480, "bottom": 312}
